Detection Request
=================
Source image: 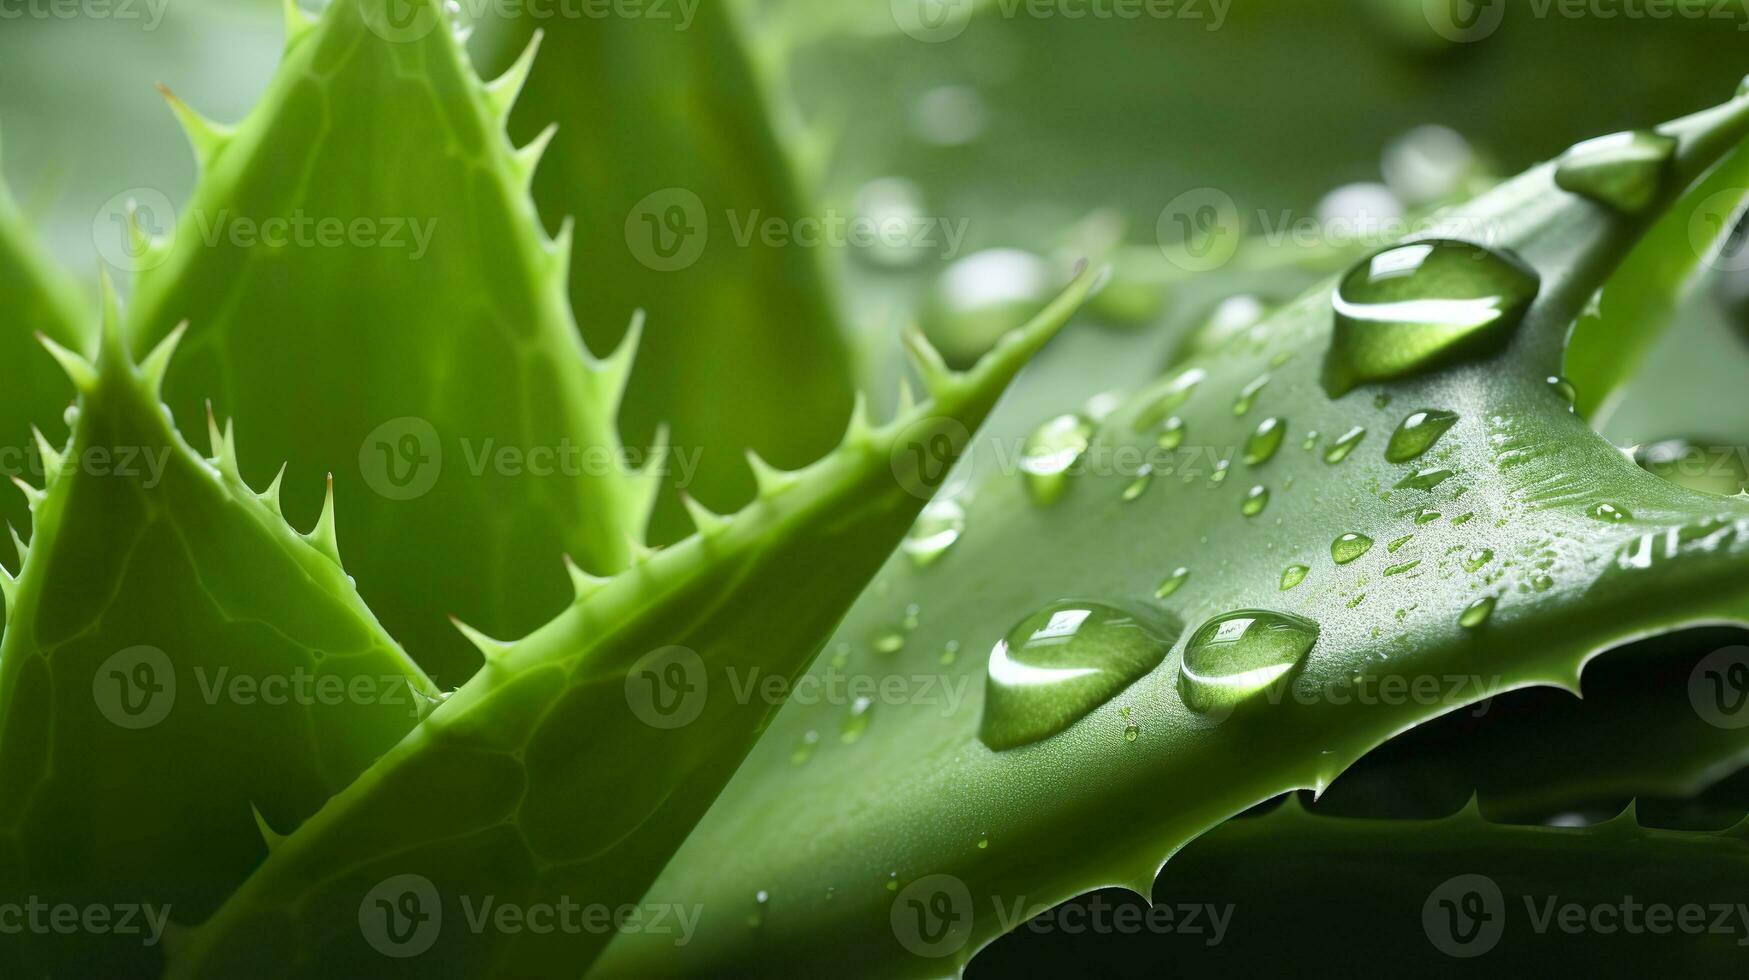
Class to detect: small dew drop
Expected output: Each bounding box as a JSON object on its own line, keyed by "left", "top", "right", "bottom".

{"left": 1547, "top": 375, "right": 1578, "bottom": 408}
{"left": 1155, "top": 566, "right": 1191, "bottom": 599}
{"left": 790, "top": 729, "right": 821, "bottom": 766}
{"left": 1332, "top": 532, "right": 1374, "bottom": 565}
{"left": 1386, "top": 533, "right": 1414, "bottom": 553}
{"left": 1122, "top": 466, "right": 1155, "bottom": 502}
{"left": 1244, "top": 417, "right": 1287, "bottom": 465}
{"left": 1324, "top": 426, "right": 1367, "bottom": 464}
{"left": 1156, "top": 416, "right": 1186, "bottom": 451}
{"left": 1384, "top": 409, "right": 1460, "bottom": 463}
{"left": 1233, "top": 375, "right": 1270, "bottom": 416}
{"left": 1588, "top": 502, "right": 1631, "bottom": 523}
{"left": 1394, "top": 466, "right": 1455, "bottom": 490}
{"left": 1462, "top": 548, "right": 1494, "bottom": 572}
{"left": 1021, "top": 414, "right": 1093, "bottom": 505}
{"left": 1241, "top": 485, "right": 1270, "bottom": 517}
{"left": 1279, "top": 564, "right": 1310, "bottom": 591}
{"left": 902, "top": 499, "right": 966, "bottom": 567}
{"left": 840, "top": 696, "right": 874, "bottom": 743}
{"left": 1554, "top": 129, "right": 1677, "bottom": 214}
{"left": 1459, "top": 595, "right": 1497, "bottom": 629}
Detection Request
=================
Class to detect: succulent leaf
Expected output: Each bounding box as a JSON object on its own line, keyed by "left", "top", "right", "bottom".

{"left": 604, "top": 94, "right": 1749, "bottom": 977}
{"left": 124, "top": 0, "right": 653, "bottom": 681}
{"left": 0, "top": 277, "right": 438, "bottom": 976}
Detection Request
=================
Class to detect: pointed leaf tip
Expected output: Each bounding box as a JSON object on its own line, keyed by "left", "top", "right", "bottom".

{"left": 139, "top": 320, "right": 188, "bottom": 395}
{"left": 561, "top": 554, "right": 610, "bottom": 602}
{"left": 745, "top": 448, "right": 799, "bottom": 497}
{"left": 486, "top": 29, "right": 544, "bottom": 118}
{"left": 306, "top": 473, "right": 341, "bottom": 564}
{"left": 36, "top": 331, "right": 97, "bottom": 393}
{"left": 448, "top": 615, "right": 514, "bottom": 659}
{"left": 679, "top": 492, "right": 728, "bottom": 538}
{"left": 155, "top": 82, "right": 234, "bottom": 168}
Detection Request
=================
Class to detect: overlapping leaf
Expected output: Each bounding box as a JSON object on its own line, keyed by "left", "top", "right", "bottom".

{"left": 605, "top": 92, "right": 1749, "bottom": 976}
{"left": 0, "top": 280, "right": 437, "bottom": 976}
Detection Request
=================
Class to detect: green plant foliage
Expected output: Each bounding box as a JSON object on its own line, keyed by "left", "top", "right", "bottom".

{"left": 168, "top": 266, "right": 1094, "bottom": 977}
{"left": 975, "top": 797, "right": 1749, "bottom": 975}
{"left": 483, "top": 7, "right": 857, "bottom": 542}
{"left": 0, "top": 277, "right": 437, "bottom": 976}
{"left": 124, "top": 0, "right": 659, "bottom": 682}
{"left": 605, "top": 93, "right": 1749, "bottom": 977}
{"left": 0, "top": 141, "right": 88, "bottom": 568}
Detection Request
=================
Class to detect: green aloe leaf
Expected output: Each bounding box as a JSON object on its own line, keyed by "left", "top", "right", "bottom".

{"left": 482, "top": 6, "right": 856, "bottom": 543}
{"left": 124, "top": 0, "right": 657, "bottom": 681}
{"left": 167, "top": 268, "right": 1094, "bottom": 977}
{"left": 0, "top": 143, "right": 89, "bottom": 567}
{"left": 977, "top": 797, "right": 1749, "bottom": 976}
{"left": 0, "top": 278, "right": 437, "bottom": 976}
{"left": 606, "top": 91, "right": 1749, "bottom": 976}
{"left": 1311, "top": 627, "right": 1749, "bottom": 825}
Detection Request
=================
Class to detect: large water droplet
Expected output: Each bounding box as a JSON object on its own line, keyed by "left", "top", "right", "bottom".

{"left": 902, "top": 499, "right": 966, "bottom": 567}
{"left": 1385, "top": 409, "right": 1459, "bottom": 463}
{"left": 978, "top": 600, "right": 1181, "bottom": 750}
{"left": 1554, "top": 130, "right": 1676, "bottom": 214}
{"left": 1324, "top": 240, "right": 1540, "bottom": 396}
{"left": 1178, "top": 610, "right": 1318, "bottom": 714}
{"left": 1244, "top": 417, "right": 1287, "bottom": 465}
{"left": 1332, "top": 532, "right": 1374, "bottom": 565}
{"left": 1021, "top": 414, "right": 1093, "bottom": 505}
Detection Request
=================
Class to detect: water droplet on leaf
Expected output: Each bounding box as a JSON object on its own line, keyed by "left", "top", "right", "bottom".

{"left": 1241, "top": 485, "right": 1270, "bottom": 517}
{"left": 1021, "top": 414, "right": 1093, "bottom": 505}
{"left": 1279, "top": 564, "right": 1309, "bottom": 590}
{"left": 1178, "top": 610, "right": 1319, "bottom": 714}
{"left": 978, "top": 600, "right": 1181, "bottom": 750}
{"left": 1155, "top": 567, "right": 1191, "bottom": 599}
{"left": 1332, "top": 533, "right": 1374, "bottom": 564}
{"left": 902, "top": 499, "right": 965, "bottom": 567}
{"left": 1244, "top": 417, "right": 1287, "bottom": 465}
{"left": 1324, "top": 426, "right": 1367, "bottom": 464}
{"left": 1324, "top": 240, "right": 1540, "bottom": 396}
{"left": 1385, "top": 409, "right": 1459, "bottom": 463}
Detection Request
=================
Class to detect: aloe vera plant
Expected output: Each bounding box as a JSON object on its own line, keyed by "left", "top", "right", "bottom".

{"left": 5, "top": 0, "right": 1749, "bottom": 976}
